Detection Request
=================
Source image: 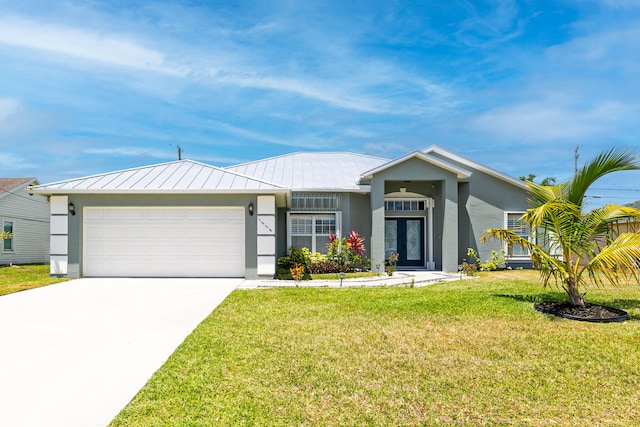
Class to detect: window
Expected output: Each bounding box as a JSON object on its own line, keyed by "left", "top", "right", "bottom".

{"left": 289, "top": 214, "right": 337, "bottom": 253}
{"left": 384, "top": 200, "right": 426, "bottom": 211}
{"left": 3, "top": 221, "right": 13, "bottom": 251}
{"left": 506, "top": 212, "right": 529, "bottom": 257}
{"left": 291, "top": 193, "right": 341, "bottom": 211}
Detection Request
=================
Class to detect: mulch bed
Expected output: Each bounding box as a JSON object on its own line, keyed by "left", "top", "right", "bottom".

{"left": 534, "top": 301, "right": 628, "bottom": 323}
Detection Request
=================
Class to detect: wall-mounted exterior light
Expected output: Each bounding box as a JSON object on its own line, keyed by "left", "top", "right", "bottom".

{"left": 248, "top": 202, "right": 254, "bottom": 216}
{"left": 68, "top": 202, "right": 76, "bottom": 216}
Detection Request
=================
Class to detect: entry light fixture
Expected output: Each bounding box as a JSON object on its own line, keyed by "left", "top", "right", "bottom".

{"left": 248, "top": 202, "right": 254, "bottom": 216}
{"left": 68, "top": 202, "right": 76, "bottom": 216}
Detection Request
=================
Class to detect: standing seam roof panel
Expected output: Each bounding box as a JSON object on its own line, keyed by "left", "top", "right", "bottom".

{"left": 173, "top": 163, "right": 205, "bottom": 189}
{"left": 103, "top": 169, "right": 141, "bottom": 190}
{"left": 72, "top": 175, "right": 105, "bottom": 190}
{"left": 132, "top": 165, "right": 169, "bottom": 188}
{"left": 203, "top": 169, "right": 225, "bottom": 189}
{"left": 122, "top": 166, "right": 157, "bottom": 189}
{"left": 146, "top": 163, "right": 183, "bottom": 189}
{"left": 188, "top": 166, "right": 214, "bottom": 189}
{"left": 162, "top": 162, "right": 196, "bottom": 189}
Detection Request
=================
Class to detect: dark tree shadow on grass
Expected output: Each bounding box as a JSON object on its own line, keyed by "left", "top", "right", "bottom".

{"left": 493, "top": 292, "right": 564, "bottom": 304}
{"left": 494, "top": 293, "right": 640, "bottom": 322}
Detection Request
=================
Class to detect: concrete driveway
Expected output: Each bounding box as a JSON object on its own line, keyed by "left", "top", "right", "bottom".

{"left": 0, "top": 278, "right": 241, "bottom": 427}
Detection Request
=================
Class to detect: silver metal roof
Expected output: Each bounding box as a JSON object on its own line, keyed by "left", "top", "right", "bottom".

{"left": 226, "top": 152, "right": 389, "bottom": 190}
{"left": 30, "top": 160, "right": 285, "bottom": 194}
{"left": 30, "top": 146, "right": 527, "bottom": 195}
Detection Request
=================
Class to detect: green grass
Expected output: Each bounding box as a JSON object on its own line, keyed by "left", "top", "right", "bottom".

{"left": 0, "top": 264, "right": 66, "bottom": 296}
{"left": 110, "top": 271, "right": 640, "bottom": 426}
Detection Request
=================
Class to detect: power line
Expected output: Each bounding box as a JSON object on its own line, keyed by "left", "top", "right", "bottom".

{"left": 589, "top": 188, "right": 640, "bottom": 192}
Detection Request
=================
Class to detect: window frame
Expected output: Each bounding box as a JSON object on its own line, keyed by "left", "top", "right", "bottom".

{"left": 287, "top": 211, "right": 342, "bottom": 254}
{"left": 3, "top": 220, "right": 14, "bottom": 252}
{"left": 504, "top": 211, "right": 531, "bottom": 259}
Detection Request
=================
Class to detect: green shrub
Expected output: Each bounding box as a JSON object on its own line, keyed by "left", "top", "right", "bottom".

{"left": 466, "top": 248, "right": 506, "bottom": 271}
{"left": 307, "top": 261, "right": 350, "bottom": 274}
{"left": 278, "top": 246, "right": 312, "bottom": 271}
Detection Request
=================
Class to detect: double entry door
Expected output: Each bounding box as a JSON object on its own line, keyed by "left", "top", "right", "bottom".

{"left": 384, "top": 218, "right": 425, "bottom": 267}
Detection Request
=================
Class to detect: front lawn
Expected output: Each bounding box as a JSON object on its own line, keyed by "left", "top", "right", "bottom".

{"left": 0, "top": 264, "right": 66, "bottom": 296}
{"left": 110, "top": 270, "right": 640, "bottom": 426}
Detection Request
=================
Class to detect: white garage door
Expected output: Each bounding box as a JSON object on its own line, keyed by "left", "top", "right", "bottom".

{"left": 83, "top": 207, "right": 245, "bottom": 277}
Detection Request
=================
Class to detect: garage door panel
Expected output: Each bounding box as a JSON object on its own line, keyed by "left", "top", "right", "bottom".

{"left": 84, "top": 209, "right": 104, "bottom": 220}
{"left": 84, "top": 225, "right": 105, "bottom": 239}
{"left": 124, "top": 209, "right": 145, "bottom": 220}
{"left": 105, "top": 210, "right": 125, "bottom": 220}
{"left": 84, "top": 207, "right": 245, "bottom": 277}
{"left": 225, "top": 209, "right": 244, "bottom": 220}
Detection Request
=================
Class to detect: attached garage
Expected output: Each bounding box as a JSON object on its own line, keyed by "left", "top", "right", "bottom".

{"left": 30, "top": 159, "right": 286, "bottom": 279}
{"left": 83, "top": 207, "right": 245, "bottom": 277}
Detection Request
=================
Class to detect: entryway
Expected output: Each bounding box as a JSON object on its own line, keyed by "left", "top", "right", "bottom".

{"left": 385, "top": 218, "right": 425, "bottom": 267}
{"left": 383, "top": 193, "right": 435, "bottom": 270}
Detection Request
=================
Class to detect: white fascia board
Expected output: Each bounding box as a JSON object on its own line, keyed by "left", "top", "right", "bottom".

{"left": 289, "top": 187, "right": 371, "bottom": 193}
{"left": 28, "top": 188, "right": 291, "bottom": 196}
{"left": 423, "top": 145, "right": 528, "bottom": 190}
{"left": 360, "top": 151, "right": 472, "bottom": 180}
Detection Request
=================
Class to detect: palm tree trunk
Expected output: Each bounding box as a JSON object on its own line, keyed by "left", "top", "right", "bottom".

{"left": 564, "top": 277, "right": 585, "bottom": 307}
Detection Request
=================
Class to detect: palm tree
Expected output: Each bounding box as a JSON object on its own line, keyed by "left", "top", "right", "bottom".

{"left": 482, "top": 148, "right": 640, "bottom": 307}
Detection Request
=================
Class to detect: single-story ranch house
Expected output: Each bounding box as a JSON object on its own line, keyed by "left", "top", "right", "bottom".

{"left": 30, "top": 145, "right": 531, "bottom": 279}
{"left": 1, "top": 178, "right": 50, "bottom": 265}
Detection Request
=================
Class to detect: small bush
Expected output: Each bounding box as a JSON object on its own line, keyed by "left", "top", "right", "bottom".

{"left": 307, "top": 261, "right": 350, "bottom": 274}
{"left": 278, "top": 246, "right": 312, "bottom": 271}
{"left": 466, "top": 248, "right": 506, "bottom": 271}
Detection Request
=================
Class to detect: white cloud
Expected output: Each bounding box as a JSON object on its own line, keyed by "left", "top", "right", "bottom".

{"left": 455, "top": 0, "right": 525, "bottom": 47}
{"left": 84, "top": 147, "right": 170, "bottom": 158}
{"left": 586, "top": 0, "right": 640, "bottom": 9}
{"left": 0, "top": 151, "right": 36, "bottom": 170}
{"left": 0, "top": 97, "right": 23, "bottom": 121}
{"left": 213, "top": 71, "right": 385, "bottom": 113}
{"left": 470, "top": 100, "right": 627, "bottom": 142}
{"left": 546, "top": 26, "right": 640, "bottom": 72}
{"left": 0, "top": 17, "right": 185, "bottom": 76}
{"left": 362, "top": 141, "right": 410, "bottom": 158}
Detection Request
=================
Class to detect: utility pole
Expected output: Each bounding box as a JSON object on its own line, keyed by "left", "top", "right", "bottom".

{"left": 177, "top": 144, "right": 183, "bottom": 160}
{"left": 574, "top": 145, "right": 579, "bottom": 176}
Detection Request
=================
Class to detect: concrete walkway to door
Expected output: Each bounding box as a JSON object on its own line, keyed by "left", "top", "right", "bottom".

{"left": 0, "top": 278, "right": 241, "bottom": 427}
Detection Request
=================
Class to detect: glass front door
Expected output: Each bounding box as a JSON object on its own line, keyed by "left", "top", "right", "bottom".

{"left": 384, "top": 218, "right": 425, "bottom": 267}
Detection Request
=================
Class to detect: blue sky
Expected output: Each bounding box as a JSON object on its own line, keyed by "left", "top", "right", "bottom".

{"left": 1, "top": 0, "right": 639, "bottom": 207}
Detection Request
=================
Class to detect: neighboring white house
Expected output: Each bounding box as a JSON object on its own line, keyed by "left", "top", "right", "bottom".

{"left": 0, "top": 178, "right": 50, "bottom": 265}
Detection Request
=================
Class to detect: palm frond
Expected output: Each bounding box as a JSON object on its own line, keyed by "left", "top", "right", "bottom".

{"left": 587, "top": 232, "right": 640, "bottom": 286}
{"left": 526, "top": 181, "right": 566, "bottom": 207}
{"left": 480, "top": 228, "right": 533, "bottom": 251}
{"left": 584, "top": 204, "right": 640, "bottom": 238}
{"left": 568, "top": 147, "right": 640, "bottom": 205}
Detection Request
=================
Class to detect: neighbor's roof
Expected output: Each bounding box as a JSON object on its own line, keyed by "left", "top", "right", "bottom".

{"left": 29, "top": 160, "right": 286, "bottom": 194}
{"left": 0, "top": 178, "right": 38, "bottom": 198}
{"left": 226, "top": 152, "right": 389, "bottom": 190}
